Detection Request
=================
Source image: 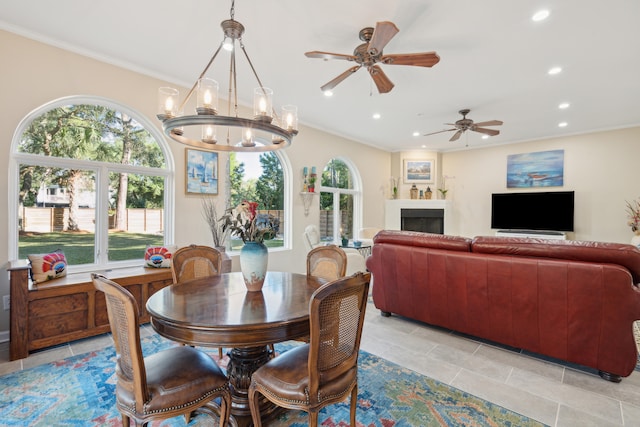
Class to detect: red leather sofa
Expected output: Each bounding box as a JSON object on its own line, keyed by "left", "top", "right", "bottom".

{"left": 366, "top": 230, "right": 640, "bottom": 382}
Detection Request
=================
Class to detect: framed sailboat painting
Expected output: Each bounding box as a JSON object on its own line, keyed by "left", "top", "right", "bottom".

{"left": 186, "top": 148, "right": 218, "bottom": 194}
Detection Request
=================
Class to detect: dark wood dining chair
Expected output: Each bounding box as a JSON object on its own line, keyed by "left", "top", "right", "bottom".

{"left": 171, "top": 244, "right": 223, "bottom": 284}
{"left": 91, "top": 273, "right": 231, "bottom": 427}
{"left": 306, "top": 245, "right": 347, "bottom": 281}
{"left": 248, "top": 272, "right": 371, "bottom": 426}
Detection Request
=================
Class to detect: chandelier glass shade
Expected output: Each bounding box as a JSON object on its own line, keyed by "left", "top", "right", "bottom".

{"left": 156, "top": 2, "right": 298, "bottom": 152}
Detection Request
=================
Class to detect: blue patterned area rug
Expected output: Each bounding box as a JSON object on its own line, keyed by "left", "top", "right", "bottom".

{"left": 0, "top": 334, "right": 547, "bottom": 426}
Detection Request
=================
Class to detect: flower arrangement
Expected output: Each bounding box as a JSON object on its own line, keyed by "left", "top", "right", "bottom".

{"left": 221, "top": 201, "right": 279, "bottom": 243}
{"left": 626, "top": 199, "right": 640, "bottom": 233}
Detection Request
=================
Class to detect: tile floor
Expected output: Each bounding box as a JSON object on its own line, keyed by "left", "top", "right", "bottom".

{"left": 1, "top": 300, "right": 639, "bottom": 427}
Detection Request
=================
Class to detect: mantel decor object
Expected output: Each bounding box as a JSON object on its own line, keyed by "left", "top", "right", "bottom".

{"left": 410, "top": 184, "right": 418, "bottom": 199}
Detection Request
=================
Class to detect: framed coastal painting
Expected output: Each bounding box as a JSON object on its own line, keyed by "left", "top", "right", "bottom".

{"left": 506, "top": 149, "right": 564, "bottom": 188}
{"left": 403, "top": 159, "right": 434, "bottom": 184}
{"left": 186, "top": 148, "right": 218, "bottom": 194}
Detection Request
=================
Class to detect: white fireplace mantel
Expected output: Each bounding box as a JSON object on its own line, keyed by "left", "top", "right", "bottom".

{"left": 384, "top": 199, "right": 452, "bottom": 234}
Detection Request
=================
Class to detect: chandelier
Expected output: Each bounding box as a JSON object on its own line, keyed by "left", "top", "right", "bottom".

{"left": 156, "top": 0, "right": 298, "bottom": 152}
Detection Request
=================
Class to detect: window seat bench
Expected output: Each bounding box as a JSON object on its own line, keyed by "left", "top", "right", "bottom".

{"left": 8, "top": 260, "right": 173, "bottom": 361}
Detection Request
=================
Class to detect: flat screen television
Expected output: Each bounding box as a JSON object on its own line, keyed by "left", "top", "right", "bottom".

{"left": 491, "top": 191, "right": 574, "bottom": 232}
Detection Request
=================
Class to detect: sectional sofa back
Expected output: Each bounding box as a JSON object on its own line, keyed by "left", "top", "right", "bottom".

{"left": 471, "top": 236, "right": 640, "bottom": 284}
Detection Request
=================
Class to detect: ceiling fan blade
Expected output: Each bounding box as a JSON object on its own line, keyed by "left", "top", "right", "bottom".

{"left": 305, "top": 51, "right": 356, "bottom": 61}
{"left": 473, "top": 127, "right": 501, "bottom": 136}
{"left": 381, "top": 52, "right": 441, "bottom": 68}
{"left": 450, "top": 130, "right": 463, "bottom": 142}
{"left": 320, "top": 66, "right": 361, "bottom": 92}
{"left": 368, "top": 65, "right": 394, "bottom": 93}
{"left": 367, "top": 21, "right": 399, "bottom": 56}
{"left": 423, "top": 128, "right": 456, "bottom": 137}
{"left": 473, "top": 120, "right": 503, "bottom": 127}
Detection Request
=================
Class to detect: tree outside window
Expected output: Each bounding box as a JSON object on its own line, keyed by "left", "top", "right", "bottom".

{"left": 14, "top": 100, "right": 170, "bottom": 269}
{"left": 228, "top": 152, "right": 285, "bottom": 250}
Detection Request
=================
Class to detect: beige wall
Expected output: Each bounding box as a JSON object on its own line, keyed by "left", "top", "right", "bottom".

{"left": 0, "top": 30, "right": 390, "bottom": 334}
{"left": 440, "top": 126, "right": 640, "bottom": 242}
{"left": 2, "top": 29, "right": 638, "bottom": 337}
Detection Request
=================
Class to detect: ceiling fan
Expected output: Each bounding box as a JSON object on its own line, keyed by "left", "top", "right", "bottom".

{"left": 424, "top": 109, "right": 503, "bottom": 142}
{"left": 305, "top": 21, "right": 440, "bottom": 94}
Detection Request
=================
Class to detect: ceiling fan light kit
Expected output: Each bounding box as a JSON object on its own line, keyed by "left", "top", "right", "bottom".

{"left": 156, "top": 0, "right": 298, "bottom": 152}
{"left": 306, "top": 21, "right": 440, "bottom": 94}
{"left": 424, "top": 109, "right": 503, "bottom": 142}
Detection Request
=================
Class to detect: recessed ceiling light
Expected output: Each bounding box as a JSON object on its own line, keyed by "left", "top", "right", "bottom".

{"left": 481, "top": 135, "right": 489, "bottom": 139}
{"left": 548, "top": 66, "right": 562, "bottom": 75}
{"left": 532, "top": 10, "right": 550, "bottom": 22}
{"left": 558, "top": 122, "right": 568, "bottom": 127}
{"left": 412, "top": 131, "right": 420, "bottom": 137}
{"left": 323, "top": 90, "right": 333, "bottom": 97}
{"left": 558, "top": 102, "right": 570, "bottom": 109}
{"left": 372, "top": 113, "right": 381, "bottom": 120}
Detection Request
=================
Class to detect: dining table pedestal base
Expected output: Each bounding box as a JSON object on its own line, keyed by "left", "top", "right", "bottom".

{"left": 227, "top": 345, "right": 281, "bottom": 426}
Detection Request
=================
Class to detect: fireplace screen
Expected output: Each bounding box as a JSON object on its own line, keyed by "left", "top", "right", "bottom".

{"left": 401, "top": 208, "right": 444, "bottom": 234}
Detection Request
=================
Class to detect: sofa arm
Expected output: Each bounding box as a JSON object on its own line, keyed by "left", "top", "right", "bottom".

{"left": 373, "top": 230, "right": 472, "bottom": 251}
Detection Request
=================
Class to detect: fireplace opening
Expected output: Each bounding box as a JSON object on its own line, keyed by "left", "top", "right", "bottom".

{"left": 401, "top": 208, "right": 444, "bottom": 234}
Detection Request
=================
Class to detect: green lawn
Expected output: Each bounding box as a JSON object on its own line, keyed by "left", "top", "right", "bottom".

{"left": 19, "top": 232, "right": 283, "bottom": 265}
{"left": 19, "top": 232, "right": 163, "bottom": 265}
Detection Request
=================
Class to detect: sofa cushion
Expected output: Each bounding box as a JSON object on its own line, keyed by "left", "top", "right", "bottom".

{"left": 373, "top": 230, "right": 472, "bottom": 252}
{"left": 472, "top": 236, "right": 640, "bottom": 284}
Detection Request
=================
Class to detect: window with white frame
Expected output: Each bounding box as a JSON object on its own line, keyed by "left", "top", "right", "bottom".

{"left": 318, "top": 158, "right": 363, "bottom": 242}
{"left": 227, "top": 151, "right": 289, "bottom": 251}
{"left": 10, "top": 96, "right": 174, "bottom": 272}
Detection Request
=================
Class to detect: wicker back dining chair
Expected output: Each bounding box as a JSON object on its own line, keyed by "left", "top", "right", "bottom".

{"left": 248, "top": 272, "right": 371, "bottom": 426}
{"left": 306, "top": 245, "right": 348, "bottom": 282}
{"left": 171, "top": 244, "right": 223, "bottom": 284}
{"left": 171, "top": 244, "right": 226, "bottom": 358}
{"left": 91, "top": 273, "right": 231, "bottom": 427}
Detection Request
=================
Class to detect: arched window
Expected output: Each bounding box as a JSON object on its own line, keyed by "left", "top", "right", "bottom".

{"left": 9, "top": 96, "right": 174, "bottom": 272}
{"left": 227, "top": 151, "right": 290, "bottom": 251}
{"left": 319, "top": 158, "right": 363, "bottom": 242}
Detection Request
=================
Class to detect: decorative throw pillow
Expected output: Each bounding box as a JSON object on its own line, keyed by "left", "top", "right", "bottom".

{"left": 144, "top": 245, "right": 176, "bottom": 268}
{"left": 28, "top": 250, "right": 68, "bottom": 284}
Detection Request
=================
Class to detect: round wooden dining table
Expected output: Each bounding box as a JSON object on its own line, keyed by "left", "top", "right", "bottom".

{"left": 146, "top": 271, "right": 325, "bottom": 426}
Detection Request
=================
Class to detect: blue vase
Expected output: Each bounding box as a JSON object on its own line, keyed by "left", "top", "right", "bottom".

{"left": 240, "top": 241, "right": 268, "bottom": 292}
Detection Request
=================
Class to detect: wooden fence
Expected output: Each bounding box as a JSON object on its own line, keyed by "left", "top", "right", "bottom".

{"left": 21, "top": 207, "right": 347, "bottom": 238}
{"left": 21, "top": 207, "right": 164, "bottom": 234}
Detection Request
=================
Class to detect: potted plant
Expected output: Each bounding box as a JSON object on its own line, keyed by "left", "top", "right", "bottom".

{"left": 308, "top": 174, "right": 317, "bottom": 192}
